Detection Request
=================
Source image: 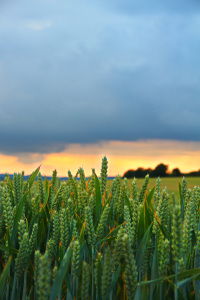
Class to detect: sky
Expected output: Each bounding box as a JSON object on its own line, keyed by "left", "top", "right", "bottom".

{"left": 0, "top": 0, "right": 200, "bottom": 176}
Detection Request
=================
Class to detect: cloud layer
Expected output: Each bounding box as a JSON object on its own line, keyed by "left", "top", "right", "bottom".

{"left": 0, "top": 0, "right": 199, "bottom": 154}
{"left": 1, "top": 140, "right": 200, "bottom": 176}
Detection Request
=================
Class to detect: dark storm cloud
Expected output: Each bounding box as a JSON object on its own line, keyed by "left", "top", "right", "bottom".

{"left": 0, "top": 0, "right": 199, "bottom": 154}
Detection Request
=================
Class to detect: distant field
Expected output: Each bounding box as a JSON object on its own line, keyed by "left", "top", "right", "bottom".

{"left": 107, "top": 177, "right": 200, "bottom": 199}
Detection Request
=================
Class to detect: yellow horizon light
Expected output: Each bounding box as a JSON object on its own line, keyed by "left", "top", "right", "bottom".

{"left": 0, "top": 140, "right": 200, "bottom": 177}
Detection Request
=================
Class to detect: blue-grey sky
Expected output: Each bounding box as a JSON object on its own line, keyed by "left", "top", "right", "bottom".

{"left": 0, "top": 0, "right": 200, "bottom": 154}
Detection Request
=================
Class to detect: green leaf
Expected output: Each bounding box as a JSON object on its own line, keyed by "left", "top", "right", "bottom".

{"left": 50, "top": 244, "right": 72, "bottom": 300}
{"left": 79, "top": 221, "right": 86, "bottom": 246}
{"left": 137, "top": 204, "right": 145, "bottom": 242}
{"left": 149, "top": 238, "right": 159, "bottom": 298}
{"left": 29, "top": 210, "right": 39, "bottom": 236}
{"left": 140, "top": 284, "right": 149, "bottom": 300}
{"left": 136, "top": 224, "right": 151, "bottom": 268}
{"left": 76, "top": 214, "right": 85, "bottom": 228}
{"left": 79, "top": 243, "right": 86, "bottom": 264}
{"left": 146, "top": 186, "right": 155, "bottom": 205}
{"left": 134, "top": 285, "right": 141, "bottom": 300}
{"left": 168, "top": 279, "right": 186, "bottom": 300}
{"left": 11, "top": 193, "right": 26, "bottom": 244}
{"left": 69, "top": 219, "right": 74, "bottom": 241}
{"left": 104, "top": 193, "right": 112, "bottom": 208}
{"left": 37, "top": 219, "right": 45, "bottom": 248}
{"left": 139, "top": 268, "right": 200, "bottom": 287}
{"left": 45, "top": 176, "right": 49, "bottom": 194}
{"left": 154, "top": 214, "right": 170, "bottom": 240}
{"left": 0, "top": 245, "right": 18, "bottom": 255}
{"left": 124, "top": 194, "right": 131, "bottom": 215}
{"left": 44, "top": 177, "right": 50, "bottom": 207}
{"left": 138, "top": 198, "right": 152, "bottom": 243}
{"left": 6, "top": 176, "right": 14, "bottom": 205}
{"left": 6, "top": 227, "right": 12, "bottom": 255}
{"left": 28, "top": 166, "right": 40, "bottom": 190}
{"left": 104, "top": 264, "right": 121, "bottom": 300}
{"left": 95, "top": 174, "right": 102, "bottom": 227}
{"left": 95, "top": 224, "right": 122, "bottom": 246}
{"left": 41, "top": 205, "right": 48, "bottom": 233}
{"left": 194, "top": 244, "right": 200, "bottom": 298}
{"left": 178, "top": 268, "right": 200, "bottom": 280}
{"left": 179, "top": 183, "right": 182, "bottom": 206}
{"left": 177, "top": 274, "right": 199, "bottom": 288}
{"left": 144, "top": 197, "right": 153, "bottom": 230}
{"left": 0, "top": 256, "right": 12, "bottom": 292}
{"left": 59, "top": 243, "right": 64, "bottom": 263}
{"left": 140, "top": 277, "right": 167, "bottom": 287}
{"left": 96, "top": 256, "right": 103, "bottom": 300}
{"left": 65, "top": 273, "right": 73, "bottom": 299}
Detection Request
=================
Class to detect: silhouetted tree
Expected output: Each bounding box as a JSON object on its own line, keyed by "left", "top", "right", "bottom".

{"left": 152, "top": 163, "right": 168, "bottom": 177}
{"left": 172, "top": 168, "right": 181, "bottom": 177}
{"left": 123, "top": 170, "right": 135, "bottom": 178}
{"left": 123, "top": 167, "right": 152, "bottom": 178}
{"left": 135, "top": 168, "right": 145, "bottom": 178}
{"left": 123, "top": 164, "right": 200, "bottom": 179}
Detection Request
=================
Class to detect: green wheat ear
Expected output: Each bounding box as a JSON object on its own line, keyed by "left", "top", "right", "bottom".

{"left": 95, "top": 253, "right": 102, "bottom": 291}
{"left": 193, "top": 186, "right": 200, "bottom": 232}
{"left": 72, "top": 240, "right": 80, "bottom": 278}
{"left": 117, "top": 184, "right": 125, "bottom": 217}
{"left": 46, "top": 238, "right": 55, "bottom": 258}
{"left": 152, "top": 189, "right": 169, "bottom": 236}
{"left": 34, "top": 250, "right": 41, "bottom": 290}
{"left": 96, "top": 204, "right": 110, "bottom": 240}
{"left": 131, "top": 177, "right": 137, "bottom": 200}
{"left": 81, "top": 261, "right": 90, "bottom": 300}
{"left": 68, "top": 198, "right": 75, "bottom": 220}
{"left": 52, "top": 264, "right": 58, "bottom": 281}
{"left": 78, "top": 167, "right": 87, "bottom": 191}
{"left": 72, "top": 219, "right": 79, "bottom": 240}
{"left": 88, "top": 168, "right": 95, "bottom": 195}
{"left": 38, "top": 172, "right": 45, "bottom": 204}
{"left": 85, "top": 206, "right": 96, "bottom": 245}
{"left": 181, "top": 177, "right": 187, "bottom": 203}
{"left": 172, "top": 203, "right": 183, "bottom": 263}
{"left": 52, "top": 183, "right": 65, "bottom": 211}
{"left": 138, "top": 174, "right": 149, "bottom": 203}
{"left": 37, "top": 252, "right": 51, "bottom": 300}
{"left": 124, "top": 205, "right": 134, "bottom": 247}
{"left": 29, "top": 223, "right": 38, "bottom": 254}
{"left": 130, "top": 197, "right": 139, "bottom": 246}
{"left": 60, "top": 208, "right": 69, "bottom": 249}
{"left": 18, "top": 218, "right": 26, "bottom": 245}
{"left": 52, "top": 210, "right": 60, "bottom": 248}
{"left": 122, "top": 234, "right": 138, "bottom": 299}
{"left": 15, "top": 232, "right": 29, "bottom": 279}
{"left": 13, "top": 173, "right": 20, "bottom": 205}
{"left": 2, "top": 186, "right": 14, "bottom": 233}
{"left": 101, "top": 246, "right": 112, "bottom": 299}
{"left": 100, "top": 156, "right": 108, "bottom": 196}
{"left": 112, "top": 226, "right": 125, "bottom": 272}
{"left": 183, "top": 192, "right": 194, "bottom": 253}
{"left": 158, "top": 232, "right": 169, "bottom": 277}
{"left": 68, "top": 171, "right": 78, "bottom": 201}
{"left": 89, "top": 193, "right": 96, "bottom": 216}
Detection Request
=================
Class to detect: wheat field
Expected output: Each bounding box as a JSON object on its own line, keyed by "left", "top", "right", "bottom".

{"left": 0, "top": 157, "right": 200, "bottom": 299}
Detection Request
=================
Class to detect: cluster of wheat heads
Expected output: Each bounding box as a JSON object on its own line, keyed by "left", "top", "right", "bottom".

{"left": 0, "top": 157, "right": 200, "bottom": 299}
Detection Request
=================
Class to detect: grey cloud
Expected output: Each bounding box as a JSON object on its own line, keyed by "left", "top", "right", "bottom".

{"left": 0, "top": 0, "right": 199, "bottom": 154}
{"left": 17, "top": 153, "right": 46, "bottom": 164}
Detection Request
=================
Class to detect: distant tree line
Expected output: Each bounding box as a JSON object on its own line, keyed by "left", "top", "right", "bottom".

{"left": 123, "top": 163, "right": 200, "bottom": 178}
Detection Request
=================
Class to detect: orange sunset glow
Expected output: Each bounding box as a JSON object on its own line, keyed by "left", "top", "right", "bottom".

{"left": 1, "top": 140, "right": 200, "bottom": 177}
